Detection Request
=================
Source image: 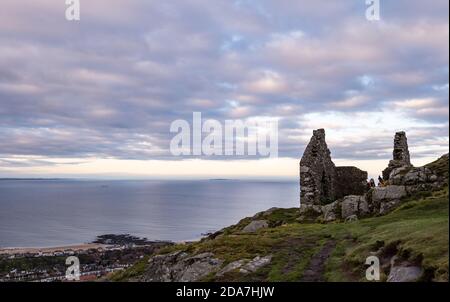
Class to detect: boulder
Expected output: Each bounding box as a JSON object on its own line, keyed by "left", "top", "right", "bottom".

{"left": 216, "top": 259, "right": 247, "bottom": 277}
{"left": 298, "top": 204, "right": 323, "bottom": 221}
{"left": 216, "top": 255, "right": 273, "bottom": 276}
{"left": 404, "top": 167, "right": 434, "bottom": 185}
{"left": 239, "top": 255, "right": 272, "bottom": 274}
{"left": 358, "top": 196, "right": 371, "bottom": 217}
{"left": 390, "top": 166, "right": 436, "bottom": 186}
{"left": 387, "top": 265, "right": 422, "bottom": 282}
{"left": 371, "top": 186, "right": 407, "bottom": 203}
{"left": 403, "top": 169, "right": 425, "bottom": 184}
{"left": 379, "top": 199, "right": 401, "bottom": 215}
{"left": 388, "top": 166, "right": 412, "bottom": 185}
{"left": 141, "top": 251, "right": 223, "bottom": 282}
{"left": 341, "top": 195, "right": 363, "bottom": 219}
{"left": 143, "top": 251, "right": 186, "bottom": 282}
{"left": 179, "top": 253, "right": 223, "bottom": 282}
{"left": 387, "top": 255, "right": 422, "bottom": 282}
{"left": 242, "top": 220, "right": 269, "bottom": 233}
{"left": 344, "top": 215, "right": 358, "bottom": 223}
{"left": 321, "top": 200, "right": 340, "bottom": 222}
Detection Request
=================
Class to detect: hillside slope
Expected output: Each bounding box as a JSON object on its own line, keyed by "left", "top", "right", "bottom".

{"left": 110, "top": 155, "right": 449, "bottom": 282}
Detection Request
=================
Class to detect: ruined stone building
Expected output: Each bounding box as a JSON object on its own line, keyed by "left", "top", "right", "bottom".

{"left": 299, "top": 129, "right": 445, "bottom": 222}
{"left": 299, "top": 129, "right": 368, "bottom": 206}
{"left": 382, "top": 131, "right": 412, "bottom": 181}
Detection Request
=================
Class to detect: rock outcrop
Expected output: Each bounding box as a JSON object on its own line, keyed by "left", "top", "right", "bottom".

{"left": 216, "top": 260, "right": 248, "bottom": 277}
{"left": 387, "top": 255, "right": 422, "bottom": 282}
{"left": 137, "top": 250, "right": 273, "bottom": 281}
{"left": 321, "top": 200, "right": 340, "bottom": 222}
{"left": 341, "top": 195, "right": 366, "bottom": 219}
{"left": 371, "top": 185, "right": 407, "bottom": 203}
{"left": 216, "top": 255, "right": 272, "bottom": 277}
{"left": 388, "top": 166, "right": 442, "bottom": 193}
{"left": 300, "top": 129, "right": 368, "bottom": 206}
{"left": 239, "top": 255, "right": 273, "bottom": 274}
{"left": 138, "top": 251, "right": 223, "bottom": 282}
{"left": 242, "top": 220, "right": 269, "bottom": 233}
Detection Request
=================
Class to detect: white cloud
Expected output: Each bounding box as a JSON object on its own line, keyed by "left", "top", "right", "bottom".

{"left": 243, "top": 70, "right": 288, "bottom": 94}
{"left": 0, "top": 0, "right": 448, "bottom": 177}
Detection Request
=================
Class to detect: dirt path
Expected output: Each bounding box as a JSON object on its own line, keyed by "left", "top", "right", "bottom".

{"left": 301, "top": 240, "right": 336, "bottom": 282}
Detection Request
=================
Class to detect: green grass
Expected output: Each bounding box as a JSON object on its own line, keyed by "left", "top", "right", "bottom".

{"left": 113, "top": 187, "right": 448, "bottom": 282}
{"left": 108, "top": 256, "right": 149, "bottom": 282}
{"left": 112, "top": 155, "right": 449, "bottom": 282}
{"left": 337, "top": 188, "right": 448, "bottom": 281}
{"left": 425, "top": 154, "right": 449, "bottom": 181}
{"left": 324, "top": 239, "right": 354, "bottom": 282}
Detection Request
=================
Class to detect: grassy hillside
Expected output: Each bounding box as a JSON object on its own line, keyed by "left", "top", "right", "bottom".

{"left": 111, "top": 187, "right": 448, "bottom": 282}
{"left": 425, "top": 153, "right": 449, "bottom": 182}
{"left": 112, "top": 156, "right": 449, "bottom": 282}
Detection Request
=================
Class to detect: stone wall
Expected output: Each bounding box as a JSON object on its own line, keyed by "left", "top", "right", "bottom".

{"left": 335, "top": 166, "right": 368, "bottom": 197}
{"left": 300, "top": 129, "right": 338, "bottom": 205}
{"left": 300, "top": 129, "right": 368, "bottom": 206}
{"left": 382, "top": 131, "right": 412, "bottom": 181}
{"left": 298, "top": 130, "right": 447, "bottom": 223}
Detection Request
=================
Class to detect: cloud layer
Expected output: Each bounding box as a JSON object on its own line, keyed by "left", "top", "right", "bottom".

{"left": 0, "top": 0, "right": 448, "bottom": 175}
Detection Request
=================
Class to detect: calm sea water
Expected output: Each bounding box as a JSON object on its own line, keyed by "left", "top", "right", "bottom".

{"left": 0, "top": 179, "right": 298, "bottom": 247}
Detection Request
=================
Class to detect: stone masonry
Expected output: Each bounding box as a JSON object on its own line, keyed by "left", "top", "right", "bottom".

{"left": 335, "top": 166, "right": 369, "bottom": 197}
{"left": 299, "top": 130, "right": 446, "bottom": 222}
{"left": 382, "top": 131, "right": 412, "bottom": 181}
{"left": 299, "top": 129, "right": 368, "bottom": 206}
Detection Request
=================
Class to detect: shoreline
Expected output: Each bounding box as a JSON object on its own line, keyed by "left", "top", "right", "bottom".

{"left": 0, "top": 238, "right": 186, "bottom": 256}
{"left": 0, "top": 243, "right": 111, "bottom": 255}
{"left": 0, "top": 239, "right": 198, "bottom": 255}
{"left": 0, "top": 233, "right": 205, "bottom": 255}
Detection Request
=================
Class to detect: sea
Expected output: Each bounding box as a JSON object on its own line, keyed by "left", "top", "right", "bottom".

{"left": 0, "top": 179, "right": 298, "bottom": 247}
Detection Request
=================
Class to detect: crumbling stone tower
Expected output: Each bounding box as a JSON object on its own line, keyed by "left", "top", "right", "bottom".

{"left": 382, "top": 131, "right": 412, "bottom": 181}
{"left": 300, "top": 129, "right": 337, "bottom": 205}
{"left": 300, "top": 129, "right": 368, "bottom": 206}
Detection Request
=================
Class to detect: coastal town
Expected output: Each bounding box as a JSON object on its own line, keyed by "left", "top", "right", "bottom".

{"left": 0, "top": 234, "right": 172, "bottom": 282}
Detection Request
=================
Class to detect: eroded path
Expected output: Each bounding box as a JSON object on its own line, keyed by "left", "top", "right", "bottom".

{"left": 301, "top": 240, "right": 336, "bottom": 282}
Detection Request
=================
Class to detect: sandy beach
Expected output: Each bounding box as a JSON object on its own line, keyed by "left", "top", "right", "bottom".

{"left": 0, "top": 243, "right": 110, "bottom": 255}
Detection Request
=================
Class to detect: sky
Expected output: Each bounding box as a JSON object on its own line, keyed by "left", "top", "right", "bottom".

{"left": 0, "top": 0, "right": 448, "bottom": 179}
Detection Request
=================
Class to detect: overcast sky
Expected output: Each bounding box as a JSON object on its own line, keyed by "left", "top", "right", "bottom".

{"left": 0, "top": 0, "right": 448, "bottom": 179}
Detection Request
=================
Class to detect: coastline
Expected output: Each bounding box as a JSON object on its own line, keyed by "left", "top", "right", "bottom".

{"left": 0, "top": 243, "right": 111, "bottom": 255}
{"left": 0, "top": 233, "right": 184, "bottom": 256}
{"left": 0, "top": 238, "right": 199, "bottom": 255}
